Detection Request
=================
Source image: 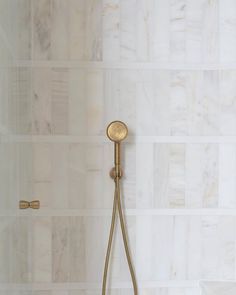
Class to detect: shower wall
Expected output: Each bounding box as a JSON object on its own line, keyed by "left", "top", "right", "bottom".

{"left": 0, "top": 0, "right": 33, "bottom": 293}
{"left": 1, "top": 0, "right": 236, "bottom": 294}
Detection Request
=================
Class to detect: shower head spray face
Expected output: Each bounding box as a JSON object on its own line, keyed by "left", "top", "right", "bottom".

{"left": 106, "top": 121, "right": 128, "bottom": 142}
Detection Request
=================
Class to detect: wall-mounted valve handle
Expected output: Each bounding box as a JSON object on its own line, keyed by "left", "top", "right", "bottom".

{"left": 19, "top": 200, "right": 40, "bottom": 209}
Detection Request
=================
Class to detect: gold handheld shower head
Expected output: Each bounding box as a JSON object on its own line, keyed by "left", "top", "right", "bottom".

{"left": 106, "top": 121, "right": 128, "bottom": 179}
{"left": 106, "top": 120, "right": 128, "bottom": 143}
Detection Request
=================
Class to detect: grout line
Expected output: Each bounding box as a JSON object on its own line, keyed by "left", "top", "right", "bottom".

{"left": 15, "top": 60, "right": 236, "bottom": 70}
{"left": 0, "top": 280, "right": 200, "bottom": 290}
{"left": 3, "top": 135, "right": 236, "bottom": 143}
{"left": 2, "top": 209, "right": 236, "bottom": 217}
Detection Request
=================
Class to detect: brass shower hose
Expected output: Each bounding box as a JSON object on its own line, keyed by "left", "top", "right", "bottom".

{"left": 102, "top": 121, "right": 138, "bottom": 295}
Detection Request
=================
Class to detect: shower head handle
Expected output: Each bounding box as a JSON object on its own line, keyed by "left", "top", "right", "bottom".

{"left": 106, "top": 121, "right": 128, "bottom": 179}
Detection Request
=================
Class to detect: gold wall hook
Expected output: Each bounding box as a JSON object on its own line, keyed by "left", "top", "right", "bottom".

{"left": 19, "top": 200, "right": 40, "bottom": 209}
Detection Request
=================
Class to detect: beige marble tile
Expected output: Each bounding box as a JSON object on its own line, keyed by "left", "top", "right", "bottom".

{"left": 32, "top": 217, "right": 52, "bottom": 282}
{"left": 32, "top": 68, "right": 52, "bottom": 134}
{"left": 219, "top": 0, "right": 236, "bottom": 62}
{"left": 69, "top": 217, "right": 86, "bottom": 282}
{"left": 52, "top": 217, "right": 70, "bottom": 282}
{"left": 103, "top": 0, "right": 120, "bottom": 61}
{"left": 33, "top": 0, "right": 51, "bottom": 60}
{"left": 51, "top": 0, "right": 69, "bottom": 60}
{"left": 51, "top": 68, "right": 69, "bottom": 134}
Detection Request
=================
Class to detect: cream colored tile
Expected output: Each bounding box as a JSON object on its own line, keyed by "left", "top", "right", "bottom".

{"left": 219, "top": 0, "right": 236, "bottom": 62}
{"left": 69, "top": 0, "right": 86, "bottom": 60}
{"left": 33, "top": 0, "right": 51, "bottom": 60}
{"left": 51, "top": 0, "right": 69, "bottom": 60}
{"left": 120, "top": 0, "right": 136, "bottom": 61}
{"left": 52, "top": 217, "right": 70, "bottom": 282}
{"left": 219, "top": 144, "right": 236, "bottom": 208}
{"left": 51, "top": 68, "right": 69, "bottom": 134}
{"left": 32, "top": 217, "right": 52, "bottom": 282}
{"left": 86, "top": 70, "right": 104, "bottom": 135}
{"left": 68, "top": 69, "right": 86, "bottom": 135}
{"left": 69, "top": 217, "right": 86, "bottom": 282}
{"left": 186, "top": 144, "right": 218, "bottom": 208}
{"left": 32, "top": 68, "right": 52, "bottom": 134}
{"left": 33, "top": 143, "right": 52, "bottom": 182}
{"left": 103, "top": 0, "right": 120, "bottom": 61}
{"left": 85, "top": 0, "right": 102, "bottom": 61}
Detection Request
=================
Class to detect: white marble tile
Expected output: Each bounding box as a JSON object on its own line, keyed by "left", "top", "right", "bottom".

{"left": 85, "top": 0, "right": 103, "bottom": 61}
{"left": 51, "top": 68, "right": 69, "bottom": 134}
{"left": 32, "top": 217, "right": 52, "bottom": 282}
{"left": 186, "top": 144, "right": 218, "bottom": 208}
{"left": 136, "top": 0, "right": 153, "bottom": 61}
{"left": 219, "top": 0, "right": 236, "bottom": 62}
{"left": 201, "top": 0, "right": 219, "bottom": 63}
{"left": 103, "top": 0, "right": 120, "bottom": 61}
{"left": 69, "top": 217, "right": 86, "bottom": 282}
{"left": 219, "top": 71, "right": 236, "bottom": 135}
{"left": 69, "top": 0, "right": 86, "bottom": 60}
{"left": 33, "top": 0, "right": 51, "bottom": 60}
{"left": 52, "top": 217, "right": 70, "bottom": 282}
{"left": 120, "top": 0, "right": 136, "bottom": 61}
{"left": 86, "top": 69, "right": 104, "bottom": 135}
{"left": 68, "top": 69, "right": 86, "bottom": 135}
{"left": 151, "top": 0, "right": 170, "bottom": 62}
{"left": 52, "top": 143, "right": 69, "bottom": 209}
{"left": 219, "top": 144, "right": 236, "bottom": 208}
{"left": 201, "top": 281, "right": 236, "bottom": 295}
{"left": 170, "top": 0, "right": 186, "bottom": 62}
{"left": 51, "top": 0, "right": 69, "bottom": 60}
{"left": 32, "top": 68, "right": 52, "bottom": 134}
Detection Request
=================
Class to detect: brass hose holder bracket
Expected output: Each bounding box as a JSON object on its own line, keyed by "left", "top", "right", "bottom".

{"left": 109, "top": 167, "right": 123, "bottom": 179}
{"left": 19, "top": 200, "right": 40, "bottom": 209}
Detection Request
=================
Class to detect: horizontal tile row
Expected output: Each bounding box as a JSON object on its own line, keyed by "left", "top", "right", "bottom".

{"left": 12, "top": 68, "right": 236, "bottom": 136}
{"left": 31, "top": 142, "right": 236, "bottom": 209}
{"left": 1, "top": 216, "right": 236, "bottom": 283}
{"left": 0, "top": 287, "right": 201, "bottom": 295}
{"left": 11, "top": 0, "right": 236, "bottom": 63}
{"left": 1, "top": 141, "right": 236, "bottom": 210}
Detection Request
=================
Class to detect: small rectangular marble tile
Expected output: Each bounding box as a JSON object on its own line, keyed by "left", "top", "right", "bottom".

{"left": 186, "top": 144, "right": 218, "bottom": 208}
{"left": 51, "top": 68, "right": 69, "bottom": 134}
{"left": 9, "top": 217, "right": 30, "bottom": 283}
{"left": 32, "top": 217, "right": 52, "bottom": 282}
{"left": 32, "top": 68, "right": 52, "bottom": 134}
{"left": 84, "top": 0, "right": 102, "bottom": 61}
{"left": 69, "top": 0, "right": 86, "bottom": 60}
{"left": 0, "top": 217, "right": 11, "bottom": 282}
{"left": 219, "top": 144, "right": 236, "bottom": 208}
{"left": 52, "top": 217, "right": 70, "bottom": 282}
{"left": 201, "top": 281, "right": 236, "bottom": 295}
{"left": 51, "top": 0, "right": 69, "bottom": 60}
{"left": 102, "top": 0, "right": 120, "bottom": 61}
{"left": 120, "top": 0, "right": 136, "bottom": 61}
{"left": 32, "top": 0, "right": 51, "bottom": 60}
{"left": 68, "top": 69, "right": 86, "bottom": 135}
{"left": 219, "top": 0, "right": 236, "bottom": 62}
{"left": 219, "top": 71, "right": 236, "bottom": 135}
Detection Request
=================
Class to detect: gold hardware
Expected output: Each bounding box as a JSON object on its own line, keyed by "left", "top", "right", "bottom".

{"left": 102, "top": 121, "right": 138, "bottom": 295}
{"left": 106, "top": 121, "right": 128, "bottom": 179}
{"left": 19, "top": 200, "right": 40, "bottom": 209}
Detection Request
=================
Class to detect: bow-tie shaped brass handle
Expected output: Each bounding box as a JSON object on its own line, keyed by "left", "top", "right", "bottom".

{"left": 19, "top": 200, "right": 40, "bottom": 209}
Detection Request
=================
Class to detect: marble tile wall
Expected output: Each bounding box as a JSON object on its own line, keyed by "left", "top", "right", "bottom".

{"left": 0, "top": 1, "right": 33, "bottom": 294}
{"left": 1, "top": 0, "right": 236, "bottom": 295}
